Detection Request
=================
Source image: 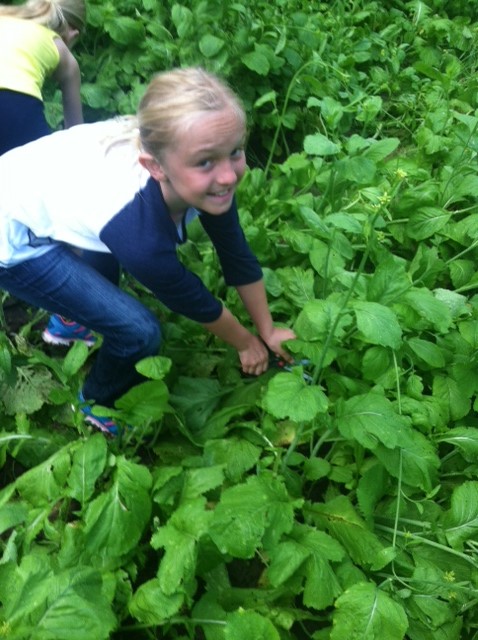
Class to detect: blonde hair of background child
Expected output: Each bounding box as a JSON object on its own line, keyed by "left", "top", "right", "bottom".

{"left": 0, "top": 0, "right": 86, "bottom": 37}
{"left": 138, "top": 67, "right": 246, "bottom": 161}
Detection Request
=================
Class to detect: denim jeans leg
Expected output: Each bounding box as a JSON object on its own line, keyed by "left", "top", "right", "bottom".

{"left": 0, "top": 245, "right": 161, "bottom": 405}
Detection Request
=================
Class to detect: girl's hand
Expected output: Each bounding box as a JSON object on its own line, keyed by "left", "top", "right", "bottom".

{"left": 238, "top": 335, "right": 270, "bottom": 376}
{"left": 262, "top": 327, "right": 297, "bottom": 363}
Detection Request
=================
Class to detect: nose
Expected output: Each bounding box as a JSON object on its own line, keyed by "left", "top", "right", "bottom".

{"left": 216, "top": 159, "right": 238, "bottom": 186}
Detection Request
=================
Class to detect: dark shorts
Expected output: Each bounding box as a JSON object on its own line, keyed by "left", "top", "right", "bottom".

{"left": 0, "top": 89, "right": 50, "bottom": 155}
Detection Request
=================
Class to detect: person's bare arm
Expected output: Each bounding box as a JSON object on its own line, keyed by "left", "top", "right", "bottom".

{"left": 53, "top": 38, "right": 83, "bottom": 128}
{"left": 236, "top": 279, "right": 296, "bottom": 357}
{"left": 202, "top": 306, "right": 270, "bottom": 376}
{"left": 202, "top": 279, "right": 296, "bottom": 376}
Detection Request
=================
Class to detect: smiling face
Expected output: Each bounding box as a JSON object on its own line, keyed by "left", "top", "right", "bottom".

{"left": 140, "top": 106, "right": 247, "bottom": 218}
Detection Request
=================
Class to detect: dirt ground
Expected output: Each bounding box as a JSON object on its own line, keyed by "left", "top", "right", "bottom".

{"left": 2, "top": 296, "right": 40, "bottom": 335}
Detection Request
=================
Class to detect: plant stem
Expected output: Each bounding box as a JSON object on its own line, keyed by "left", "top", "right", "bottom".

{"left": 377, "top": 524, "right": 478, "bottom": 568}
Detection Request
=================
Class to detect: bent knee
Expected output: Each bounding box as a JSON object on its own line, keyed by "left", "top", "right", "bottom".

{"left": 136, "top": 311, "right": 161, "bottom": 353}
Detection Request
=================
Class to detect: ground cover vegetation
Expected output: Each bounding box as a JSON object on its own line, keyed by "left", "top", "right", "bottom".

{"left": 1, "top": 0, "right": 478, "bottom": 637}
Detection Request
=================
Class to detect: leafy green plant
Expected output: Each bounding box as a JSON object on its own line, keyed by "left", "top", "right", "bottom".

{"left": 2, "top": 0, "right": 478, "bottom": 638}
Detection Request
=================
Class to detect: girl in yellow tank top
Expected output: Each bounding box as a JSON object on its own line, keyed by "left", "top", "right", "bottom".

{"left": 0, "top": 0, "right": 86, "bottom": 154}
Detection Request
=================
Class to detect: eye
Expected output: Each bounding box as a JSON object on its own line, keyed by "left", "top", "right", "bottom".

{"left": 197, "top": 158, "right": 213, "bottom": 169}
{"left": 231, "top": 148, "right": 244, "bottom": 159}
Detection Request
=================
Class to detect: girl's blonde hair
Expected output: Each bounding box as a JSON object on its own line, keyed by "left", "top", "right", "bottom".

{"left": 138, "top": 67, "right": 246, "bottom": 160}
{"left": 0, "top": 0, "right": 86, "bottom": 36}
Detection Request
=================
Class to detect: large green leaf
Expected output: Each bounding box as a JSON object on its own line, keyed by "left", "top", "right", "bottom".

{"left": 170, "top": 377, "right": 226, "bottom": 430}
{"left": 336, "top": 393, "right": 407, "bottom": 450}
{"left": 407, "top": 337, "right": 446, "bottom": 368}
{"left": 263, "top": 370, "right": 328, "bottom": 422}
{"left": 295, "top": 298, "right": 352, "bottom": 342}
{"left": 67, "top": 434, "right": 107, "bottom": 505}
{"left": 0, "top": 555, "right": 116, "bottom": 639}
{"left": 14, "top": 447, "right": 72, "bottom": 506}
{"left": 83, "top": 457, "right": 152, "bottom": 564}
{"left": 267, "top": 523, "right": 343, "bottom": 609}
{"left": 441, "top": 481, "right": 478, "bottom": 550}
{"left": 209, "top": 473, "right": 301, "bottom": 558}
{"left": 406, "top": 206, "right": 451, "bottom": 240}
{"left": 152, "top": 497, "right": 213, "bottom": 594}
{"left": 308, "top": 496, "right": 390, "bottom": 570}
{"left": 375, "top": 428, "right": 440, "bottom": 492}
{"left": 331, "top": 582, "right": 408, "bottom": 640}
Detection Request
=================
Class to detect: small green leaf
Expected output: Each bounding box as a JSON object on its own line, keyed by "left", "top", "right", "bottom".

{"left": 375, "top": 428, "right": 439, "bottom": 492}
{"left": 353, "top": 300, "right": 402, "bottom": 349}
{"left": 403, "top": 288, "right": 453, "bottom": 333}
{"left": 304, "top": 133, "right": 340, "bottom": 156}
{"left": 362, "top": 138, "right": 400, "bottom": 162}
{"left": 199, "top": 34, "right": 225, "bottom": 57}
{"left": 437, "top": 426, "right": 478, "bottom": 462}
{"left": 130, "top": 578, "right": 184, "bottom": 625}
{"left": 105, "top": 16, "right": 144, "bottom": 45}
{"left": 115, "top": 379, "right": 169, "bottom": 422}
{"left": 135, "top": 355, "right": 171, "bottom": 380}
{"left": 254, "top": 90, "right": 277, "bottom": 108}
{"left": 441, "top": 481, "right": 478, "bottom": 550}
{"left": 336, "top": 156, "right": 376, "bottom": 184}
{"left": 407, "top": 337, "right": 446, "bottom": 368}
{"left": 225, "top": 610, "right": 280, "bottom": 640}
{"left": 62, "top": 340, "right": 89, "bottom": 377}
{"left": 0, "top": 502, "right": 29, "bottom": 536}
{"left": 242, "top": 50, "right": 270, "bottom": 75}
{"left": 204, "top": 437, "right": 261, "bottom": 482}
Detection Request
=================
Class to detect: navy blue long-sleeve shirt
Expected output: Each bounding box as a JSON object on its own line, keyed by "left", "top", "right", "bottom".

{"left": 0, "top": 118, "right": 262, "bottom": 323}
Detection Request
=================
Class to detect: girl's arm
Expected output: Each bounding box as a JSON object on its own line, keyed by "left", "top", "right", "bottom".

{"left": 236, "top": 279, "right": 296, "bottom": 358}
{"left": 53, "top": 38, "right": 83, "bottom": 128}
{"left": 202, "top": 306, "right": 270, "bottom": 376}
{"left": 202, "top": 279, "right": 296, "bottom": 376}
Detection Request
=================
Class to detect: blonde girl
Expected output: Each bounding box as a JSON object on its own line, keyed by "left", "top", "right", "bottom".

{"left": 0, "top": 67, "right": 296, "bottom": 435}
{"left": 0, "top": 0, "right": 86, "bottom": 154}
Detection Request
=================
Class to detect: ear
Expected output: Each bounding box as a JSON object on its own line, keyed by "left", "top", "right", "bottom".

{"left": 139, "top": 153, "right": 167, "bottom": 182}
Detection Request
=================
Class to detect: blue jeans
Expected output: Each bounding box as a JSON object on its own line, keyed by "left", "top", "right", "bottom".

{"left": 0, "top": 245, "right": 161, "bottom": 406}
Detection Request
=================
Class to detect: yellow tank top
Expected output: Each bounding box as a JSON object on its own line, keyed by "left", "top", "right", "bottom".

{"left": 0, "top": 17, "right": 60, "bottom": 101}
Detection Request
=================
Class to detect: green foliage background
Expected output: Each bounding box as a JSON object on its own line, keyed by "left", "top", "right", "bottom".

{"left": 2, "top": 0, "right": 478, "bottom": 639}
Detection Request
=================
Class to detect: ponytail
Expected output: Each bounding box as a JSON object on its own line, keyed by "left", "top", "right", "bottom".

{"left": 0, "top": 0, "right": 86, "bottom": 35}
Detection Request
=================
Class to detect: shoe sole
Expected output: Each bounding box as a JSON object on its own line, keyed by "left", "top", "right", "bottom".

{"left": 84, "top": 415, "right": 118, "bottom": 437}
{"left": 42, "top": 329, "right": 96, "bottom": 347}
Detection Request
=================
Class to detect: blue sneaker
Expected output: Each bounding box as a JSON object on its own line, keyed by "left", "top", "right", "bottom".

{"left": 42, "top": 314, "right": 96, "bottom": 347}
{"left": 78, "top": 392, "right": 119, "bottom": 437}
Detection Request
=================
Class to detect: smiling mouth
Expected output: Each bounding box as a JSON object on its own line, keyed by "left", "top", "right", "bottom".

{"left": 209, "top": 189, "right": 232, "bottom": 197}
